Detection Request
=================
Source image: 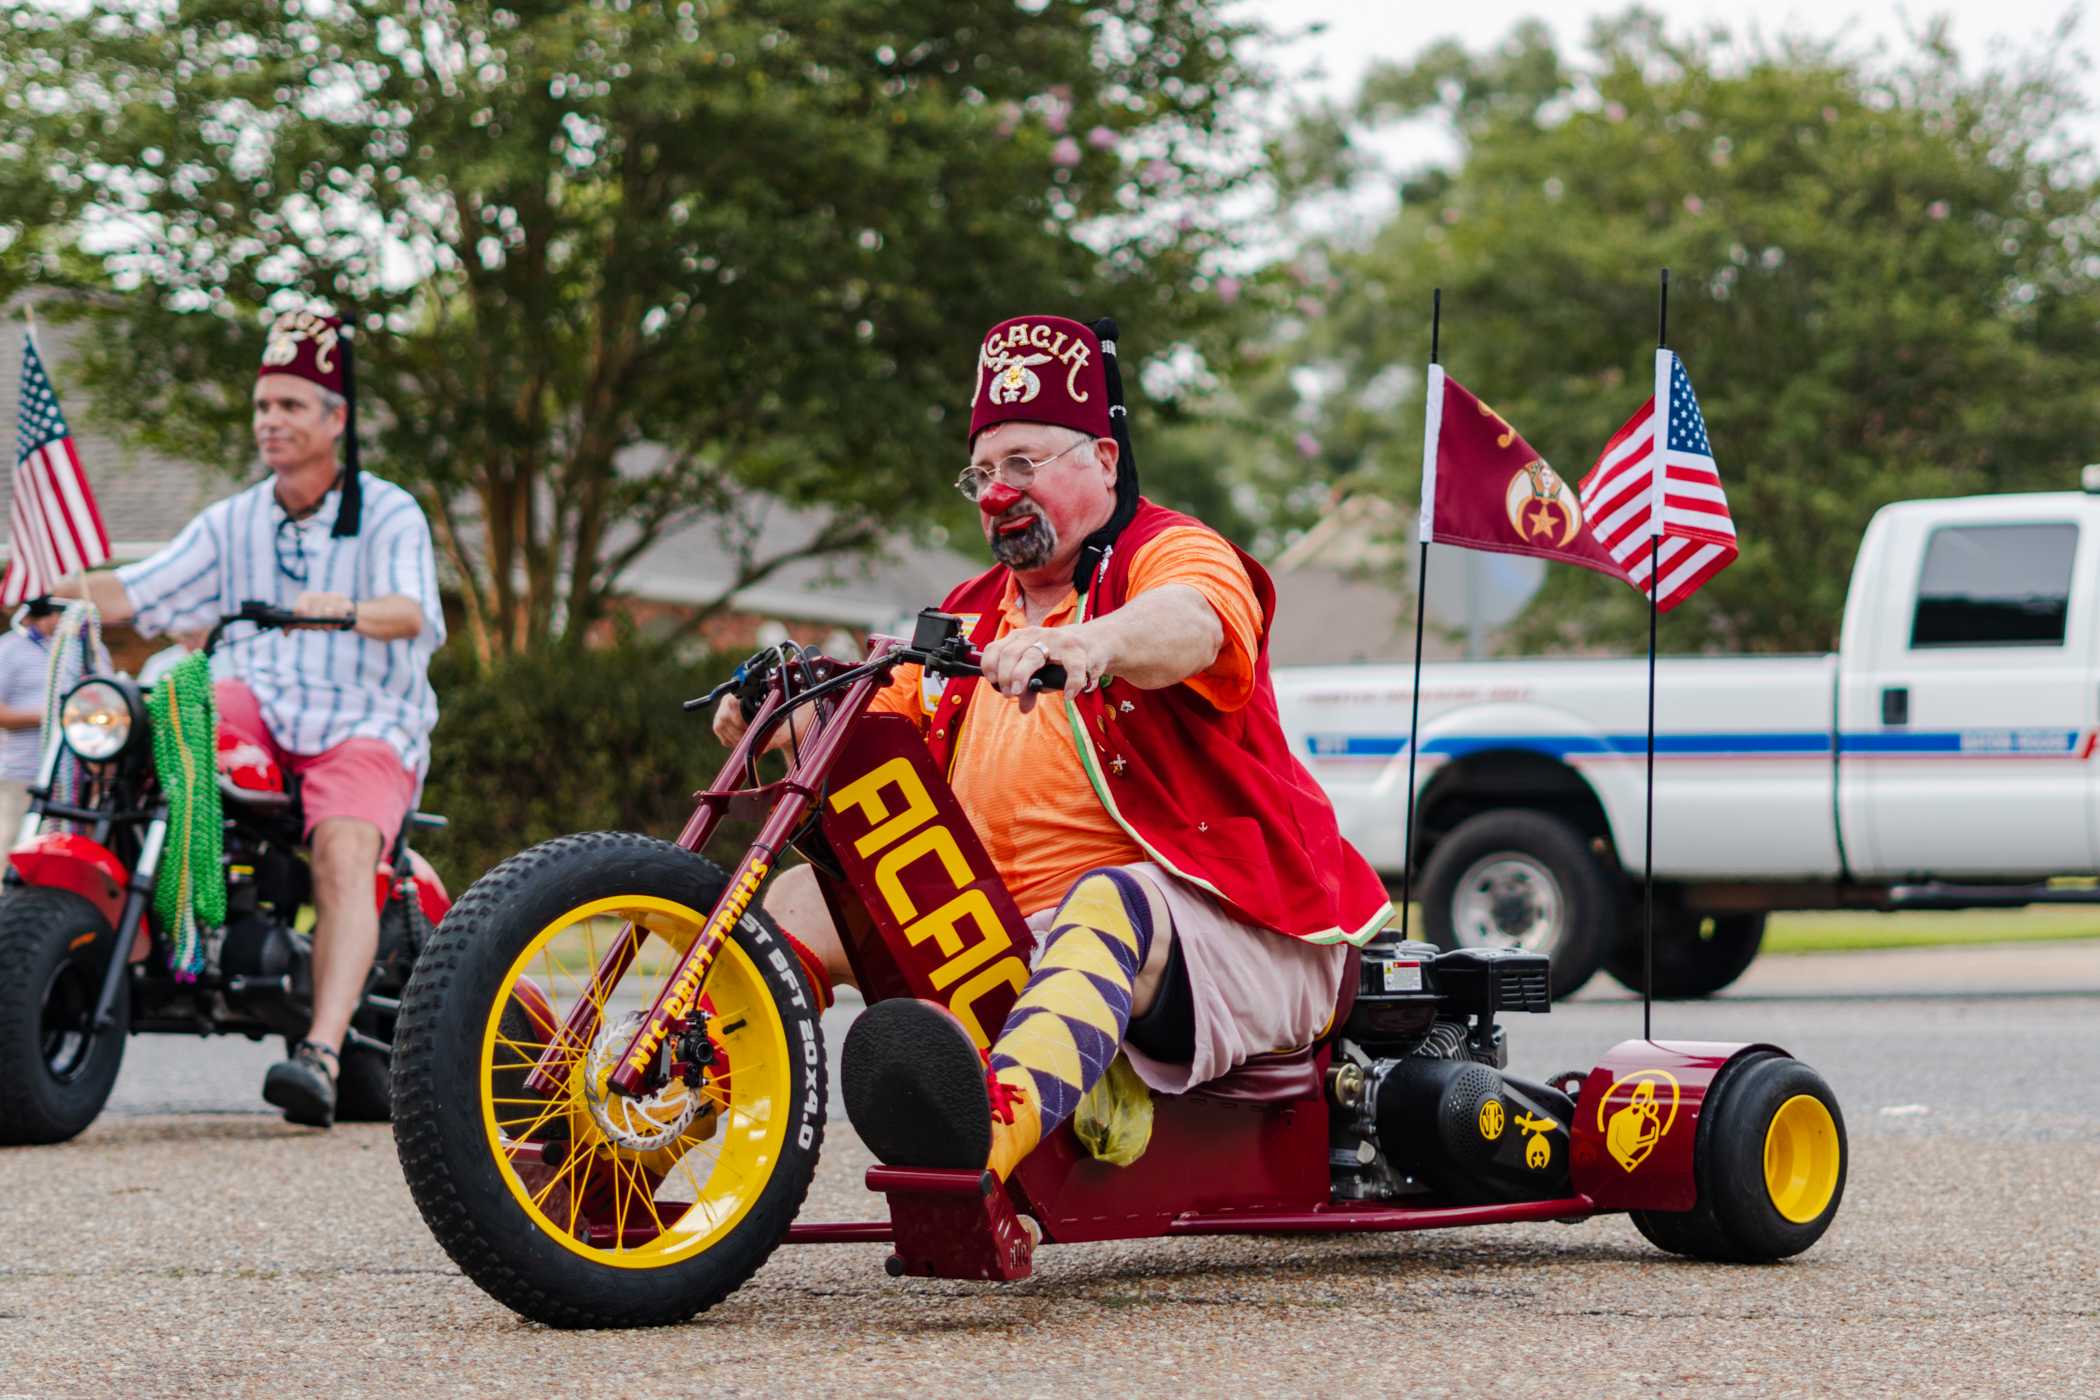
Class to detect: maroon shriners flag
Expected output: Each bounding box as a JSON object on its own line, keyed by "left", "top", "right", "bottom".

{"left": 1417, "top": 364, "right": 1633, "bottom": 584}
{"left": 1578, "top": 350, "right": 1737, "bottom": 612}
{"left": 6, "top": 331, "right": 111, "bottom": 604}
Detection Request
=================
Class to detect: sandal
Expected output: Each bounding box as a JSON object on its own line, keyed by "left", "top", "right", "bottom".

{"left": 264, "top": 1039, "right": 339, "bottom": 1128}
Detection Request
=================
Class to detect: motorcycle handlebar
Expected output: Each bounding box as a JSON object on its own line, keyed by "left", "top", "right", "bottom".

{"left": 202, "top": 600, "right": 358, "bottom": 656}
{"left": 681, "top": 643, "right": 1069, "bottom": 718}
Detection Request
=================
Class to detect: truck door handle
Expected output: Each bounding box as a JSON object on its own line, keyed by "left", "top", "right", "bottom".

{"left": 1882, "top": 686, "right": 1909, "bottom": 726}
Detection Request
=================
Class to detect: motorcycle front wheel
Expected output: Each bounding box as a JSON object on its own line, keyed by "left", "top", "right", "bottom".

{"left": 0, "top": 888, "right": 128, "bottom": 1146}
{"left": 391, "top": 832, "right": 825, "bottom": 1328}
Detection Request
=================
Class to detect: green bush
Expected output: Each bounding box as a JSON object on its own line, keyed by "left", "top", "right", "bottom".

{"left": 415, "top": 640, "right": 747, "bottom": 890}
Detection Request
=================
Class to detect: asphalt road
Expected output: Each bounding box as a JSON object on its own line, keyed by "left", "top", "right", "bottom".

{"left": 2, "top": 941, "right": 2096, "bottom": 1398}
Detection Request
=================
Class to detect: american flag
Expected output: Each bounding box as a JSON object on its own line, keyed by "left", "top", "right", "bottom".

{"left": 6, "top": 332, "right": 111, "bottom": 604}
{"left": 1577, "top": 350, "right": 1736, "bottom": 612}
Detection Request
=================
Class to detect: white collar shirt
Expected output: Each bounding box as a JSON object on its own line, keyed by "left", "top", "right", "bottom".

{"left": 114, "top": 472, "right": 446, "bottom": 778}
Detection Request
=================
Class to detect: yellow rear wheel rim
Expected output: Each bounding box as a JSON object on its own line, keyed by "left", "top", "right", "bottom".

{"left": 1762, "top": 1092, "right": 1841, "bottom": 1224}
{"left": 478, "top": 894, "right": 792, "bottom": 1269}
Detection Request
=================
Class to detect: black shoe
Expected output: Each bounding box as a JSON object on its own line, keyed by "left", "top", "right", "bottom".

{"left": 840, "top": 999, "right": 990, "bottom": 1170}
{"left": 264, "top": 1040, "right": 338, "bottom": 1128}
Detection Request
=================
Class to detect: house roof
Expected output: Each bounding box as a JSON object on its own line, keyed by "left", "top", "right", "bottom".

{"left": 5, "top": 297, "right": 1445, "bottom": 658}
{"left": 1, "top": 298, "right": 985, "bottom": 624}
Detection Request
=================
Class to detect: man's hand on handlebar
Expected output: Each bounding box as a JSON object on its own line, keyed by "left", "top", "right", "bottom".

{"left": 713, "top": 691, "right": 823, "bottom": 754}
{"left": 982, "top": 625, "right": 1100, "bottom": 706}
{"left": 292, "top": 591, "right": 359, "bottom": 629}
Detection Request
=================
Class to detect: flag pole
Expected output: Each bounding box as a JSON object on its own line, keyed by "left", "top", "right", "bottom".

{"left": 1642, "top": 268, "right": 1669, "bottom": 1041}
{"left": 1399, "top": 289, "right": 1440, "bottom": 940}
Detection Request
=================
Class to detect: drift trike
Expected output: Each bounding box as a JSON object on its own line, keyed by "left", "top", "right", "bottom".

{"left": 391, "top": 610, "right": 1846, "bottom": 1329}
{"left": 0, "top": 602, "right": 451, "bottom": 1143}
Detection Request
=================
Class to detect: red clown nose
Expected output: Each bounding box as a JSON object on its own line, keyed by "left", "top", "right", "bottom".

{"left": 977, "top": 481, "right": 1024, "bottom": 516}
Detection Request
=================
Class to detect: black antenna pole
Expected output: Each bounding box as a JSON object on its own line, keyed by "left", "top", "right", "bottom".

{"left": 1643, "top": 268, "right": 1669, "bottom": 1041}
{"left": 1400, "top": 289, "right": 1440, "bottom": 940}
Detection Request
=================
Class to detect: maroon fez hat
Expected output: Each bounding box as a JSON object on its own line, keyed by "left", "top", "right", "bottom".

{"left": 967, "top": 315, "right": 1111, "bottom": 443}
{"left": 258, "top": 310, "right": 362, "bottom": 536}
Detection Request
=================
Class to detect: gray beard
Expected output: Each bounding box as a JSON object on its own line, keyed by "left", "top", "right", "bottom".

{"left": 989, "top": 511, "right": 1057, "bottom": 570}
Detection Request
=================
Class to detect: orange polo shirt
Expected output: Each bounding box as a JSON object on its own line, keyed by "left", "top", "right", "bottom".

{"left": 870, "top": 526, "right": 1262, "bottom": 914}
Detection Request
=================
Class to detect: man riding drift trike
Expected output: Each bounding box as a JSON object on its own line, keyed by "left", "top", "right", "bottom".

{"left": 391, "top": 315, "right": 1847, "bottom": 1329}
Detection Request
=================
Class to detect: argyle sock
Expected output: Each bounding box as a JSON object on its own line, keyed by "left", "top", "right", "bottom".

{"left": 986, "top": 869, "right": 1155, "bottom": 1164}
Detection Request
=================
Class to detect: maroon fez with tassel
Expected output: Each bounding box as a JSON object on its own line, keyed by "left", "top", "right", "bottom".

{"left": 258, "top": 310, "right": 363, "bottom": 536}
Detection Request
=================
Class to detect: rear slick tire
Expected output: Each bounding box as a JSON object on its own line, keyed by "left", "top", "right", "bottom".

{"left": 0, "top": 888, "right": 128, "bottom": 1146}
{"left": 1629, "top": 1050, "right": 1847, "bottom": 1263}
{"left": 391, "top": 832, "right": 825, "bottom": 1329}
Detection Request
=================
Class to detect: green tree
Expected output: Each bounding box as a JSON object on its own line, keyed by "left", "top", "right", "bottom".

{"left": 0, "top": 0, "right": 1264, "bottom": 660}
{"left": 1210, "top": 11, "right": 2100, "bottom": 652}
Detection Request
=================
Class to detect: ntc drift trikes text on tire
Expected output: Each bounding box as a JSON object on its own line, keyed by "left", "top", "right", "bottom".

{"left": 391, "top": 832, "right": 825, "bottom": 1328}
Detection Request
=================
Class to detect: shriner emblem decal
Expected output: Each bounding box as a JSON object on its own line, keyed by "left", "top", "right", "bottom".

{"left": 985, "top": 350, "right": 1050, "bottom": 406}
{"left": 1504, "top": 459, "right": 1582, "bottom": 549}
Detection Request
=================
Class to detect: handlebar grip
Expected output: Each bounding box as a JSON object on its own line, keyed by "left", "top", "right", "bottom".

{"left": 1028, "top": 664, "right": 1068, "bottom": 692}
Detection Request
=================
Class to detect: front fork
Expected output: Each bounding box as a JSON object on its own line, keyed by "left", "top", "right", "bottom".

{"left": 91, "top": 809, "right": 166, "bottom": 1031}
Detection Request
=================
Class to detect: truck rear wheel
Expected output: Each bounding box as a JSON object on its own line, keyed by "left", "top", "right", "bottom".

{"left": 1606, "top": 912, "right": 1766, "bottom": 999}
{"left": 1419, "top": 810, "right": 1611, "bottom": 998}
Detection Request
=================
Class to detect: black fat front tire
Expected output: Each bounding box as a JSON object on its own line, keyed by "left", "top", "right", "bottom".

{"left": 1606, "top": 912, "right": 1766, "bottom": 999}
{"left": 391, "top": 832, "right": 825, "bottom": 1329}
{"left": 1419, "top": 810, "right": 1613, "bottom": 998}
{"left": 1629, "top": 1051, "right": 1847, "bottom": 1263}
{"left": 0, "top": 888, "right": 128, "bottom": 1145}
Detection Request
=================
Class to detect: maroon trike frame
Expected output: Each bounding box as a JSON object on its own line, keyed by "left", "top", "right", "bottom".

{"left": 524, "top": 629, "right": 1768, "bottom": 1282}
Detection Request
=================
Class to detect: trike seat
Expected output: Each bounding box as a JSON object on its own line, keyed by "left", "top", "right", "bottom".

{"left": 1184, "top": 945, "right": 1359, "bottom": 1107}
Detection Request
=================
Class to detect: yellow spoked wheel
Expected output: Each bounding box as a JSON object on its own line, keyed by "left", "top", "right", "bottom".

{"left": 484, "top": 893, "right": 793, "bottom": 1265}
{"left": 394, "top": 834, "right": 825, "bottom": 1328}
{"left": 1630, "top": 1051, "right": 1846, "bottom": 1264}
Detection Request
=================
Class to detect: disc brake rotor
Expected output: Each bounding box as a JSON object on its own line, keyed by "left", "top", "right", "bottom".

{"left": 580, "top": 1009, "right": 702, "bottom": 1153}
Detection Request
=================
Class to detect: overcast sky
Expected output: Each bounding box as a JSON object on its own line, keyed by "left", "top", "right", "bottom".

{"left": 1246, "top": 0, "right": 2095, "bottom": 105}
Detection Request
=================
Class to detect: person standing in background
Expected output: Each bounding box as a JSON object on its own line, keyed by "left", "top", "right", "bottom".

{"left": 0, "top": 597, "right": 65, "bottom": 838}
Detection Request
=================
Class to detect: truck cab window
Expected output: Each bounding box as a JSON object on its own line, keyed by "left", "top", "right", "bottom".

{"left": 1909, "top": 522, "right": 2077, "bottom": 648}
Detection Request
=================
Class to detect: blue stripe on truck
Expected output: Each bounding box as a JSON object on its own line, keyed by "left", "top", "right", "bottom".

{"left": 1303, "top": 729, "right": 2086, "bottom": 760}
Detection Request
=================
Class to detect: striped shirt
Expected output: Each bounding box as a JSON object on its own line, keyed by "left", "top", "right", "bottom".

{"left": 115, "top": 472, "right": 446, "bottom": 777}
{"left": 0, "top": 625, "right": 51, "bottom": 781}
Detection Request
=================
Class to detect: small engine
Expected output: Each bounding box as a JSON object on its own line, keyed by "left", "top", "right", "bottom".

{"left": 1330, "top": 932, "right": 1574, "bottom": 1203}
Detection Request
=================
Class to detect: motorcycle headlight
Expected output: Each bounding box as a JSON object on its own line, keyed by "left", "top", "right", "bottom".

{"left": 60, "top": 679, "right": 135, "bottom": 761}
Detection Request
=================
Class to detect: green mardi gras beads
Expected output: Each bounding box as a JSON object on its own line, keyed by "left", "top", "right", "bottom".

{"left": 146, "top": 652, "right": 226, "bottom": 978}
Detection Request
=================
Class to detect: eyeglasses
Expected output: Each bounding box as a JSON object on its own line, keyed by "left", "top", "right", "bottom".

{"left": 954, "top": 437, "right": 1094, "bottom": 502}
{"left": 275, "top": 515, "right": 312, "bottom": 583}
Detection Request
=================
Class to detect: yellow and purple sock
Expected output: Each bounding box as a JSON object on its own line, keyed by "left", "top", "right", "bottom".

{"left": 987, "top": 869, "right": 1155, "bottom": 1138}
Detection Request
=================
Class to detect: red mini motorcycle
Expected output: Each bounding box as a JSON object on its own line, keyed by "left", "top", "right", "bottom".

{"left": 391, "top": 610, "right": 1847, "bottom": 1329}
{"left": 0, "top": 602, "right": 451, "bottom": 1144}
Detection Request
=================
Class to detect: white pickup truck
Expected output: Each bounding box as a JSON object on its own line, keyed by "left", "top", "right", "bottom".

{"left": 1274, "top": 487, "right": 2100, "bottom": 997}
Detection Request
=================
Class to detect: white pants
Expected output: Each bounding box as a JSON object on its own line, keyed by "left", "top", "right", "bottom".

{"left": 1024, "top": 861, "right": 1348, "bottom": 1095}
{"left": 0, "top": 779, "right": 31, "bottom": 848}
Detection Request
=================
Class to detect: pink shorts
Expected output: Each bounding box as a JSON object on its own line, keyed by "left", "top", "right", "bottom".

{"left": 214, "top": 680, "right": 418, "bottom": 843}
